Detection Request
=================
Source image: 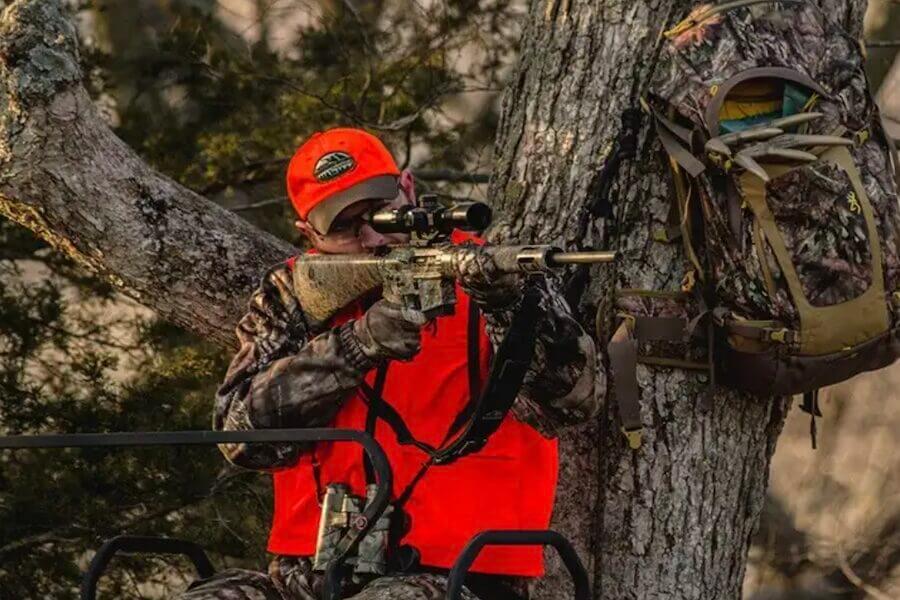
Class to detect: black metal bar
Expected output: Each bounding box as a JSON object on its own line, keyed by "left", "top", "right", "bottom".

{"left": 0, "top": 428, "right": 392, "bottom": 600}
{"left": 446, "top": 530, "right": 591, "bottom": 600}
{"left": 81, "top": 536, "right": 215, "bottom": 600}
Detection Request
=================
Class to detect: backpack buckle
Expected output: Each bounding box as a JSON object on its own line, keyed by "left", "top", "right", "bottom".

{"left": 768, "top": 328, "right": 795, "bottom": 344}
{"left": 621, "top": 426, "right": 643, "bottom": 450}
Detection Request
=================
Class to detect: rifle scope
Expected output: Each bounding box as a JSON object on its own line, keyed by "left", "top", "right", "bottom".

{"left": 371, "top": 201, "right": 492, "bottom": 234}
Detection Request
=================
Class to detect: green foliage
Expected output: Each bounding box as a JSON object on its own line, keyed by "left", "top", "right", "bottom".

{"left": 82, "top": 0, "right": 514, "bottom": 214}
{"left": 0, "top": 223, "right": 269, "bottom": 597}
{"left": 1, "top": 0, "right": 515, "bottom": 595}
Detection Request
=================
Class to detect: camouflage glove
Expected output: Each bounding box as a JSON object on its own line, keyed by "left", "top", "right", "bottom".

{"left": 454, "top": 242, "right": 521, "bottom": 311}
{"left": 345, "top": 299, "right": 427, "bottom": 362}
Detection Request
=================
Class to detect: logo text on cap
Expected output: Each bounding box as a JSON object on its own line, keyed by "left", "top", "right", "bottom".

{"left": 314, "top": 151, "right": 356, "bottom": 182}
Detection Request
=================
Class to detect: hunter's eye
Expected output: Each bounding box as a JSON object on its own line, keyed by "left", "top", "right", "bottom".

{"left": 329, "top": 220, "right": 353, "bottom": 232}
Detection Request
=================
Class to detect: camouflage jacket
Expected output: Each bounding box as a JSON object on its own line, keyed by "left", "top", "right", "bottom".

{"left": 214, "top": 261, "right": 601, "bottom": 470}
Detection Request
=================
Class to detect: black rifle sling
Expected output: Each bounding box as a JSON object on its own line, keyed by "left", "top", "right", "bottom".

{"left": 440, "top": 300, "right": 486, "bottom": 439}
{"left": 432, "top": 283, "right": 543, "bottom": 464}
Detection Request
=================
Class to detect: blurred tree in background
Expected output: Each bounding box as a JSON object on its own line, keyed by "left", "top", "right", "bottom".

{"left": 863, "top": 0, "right": 900, "bottom": 92}
{"left": 0, "top": 0, "right": 517, "bottom": 595}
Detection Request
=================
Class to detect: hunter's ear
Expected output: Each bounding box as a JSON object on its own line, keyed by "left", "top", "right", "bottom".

{"left": 398, "top": 169, "right": 416, "bottom": 205}
{"left": 295, "top": 219, "right": 320, "bottom": 240}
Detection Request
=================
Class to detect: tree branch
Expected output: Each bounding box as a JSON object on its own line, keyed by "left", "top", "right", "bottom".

{"left": 0, "top": 0, "right": 295, "bottom": 349}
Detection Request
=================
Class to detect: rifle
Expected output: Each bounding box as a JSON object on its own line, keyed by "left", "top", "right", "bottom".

{"left": 291, "top": 194, "right": 616, "bottom": 325}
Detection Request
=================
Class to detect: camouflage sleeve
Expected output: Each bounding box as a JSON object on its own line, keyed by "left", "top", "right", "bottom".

{"left": 214, "top": 262, "right": 376, "bottom": 471}
{"left": 481, "top": 278, "right": 601, "bottom": 438}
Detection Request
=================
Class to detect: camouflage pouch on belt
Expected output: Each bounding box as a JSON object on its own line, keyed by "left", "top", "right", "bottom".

{"left": 609, "top": 0, "right": 900, "bottom": 447}
{"left": 313, "top": 483, "right": 394, "bottom": 578}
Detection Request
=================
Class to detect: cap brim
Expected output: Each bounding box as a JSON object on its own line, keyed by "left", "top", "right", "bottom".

{"left": 307, "top": 175, "right": 400, "bottom": 234}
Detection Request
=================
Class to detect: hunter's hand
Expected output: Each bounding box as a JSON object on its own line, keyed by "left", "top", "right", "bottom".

{"left": 351, "top": 299, "right": 427, "bottom": 361}
{"left": 455, "top": 243, "right": 521, "bottom": 310}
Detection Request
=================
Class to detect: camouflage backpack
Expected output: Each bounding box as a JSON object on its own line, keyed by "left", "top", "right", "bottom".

{"left": 607, "top": 0, "right": 900, "bottom": 448}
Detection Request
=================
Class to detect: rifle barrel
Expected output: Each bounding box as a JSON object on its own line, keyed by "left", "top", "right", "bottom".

{"left": 548, "top": 250, "right": 616, "bottom": 265}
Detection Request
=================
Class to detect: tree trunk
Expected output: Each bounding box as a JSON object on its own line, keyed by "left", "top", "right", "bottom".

{"left": 0, "top": 1, "right": 867, "bottom": 599}
{"left": 487, "top": 1, "right": 864, "bottom": 599}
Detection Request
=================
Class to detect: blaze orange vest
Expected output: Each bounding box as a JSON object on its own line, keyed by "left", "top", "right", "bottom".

{"left": 268, "top": 231, "right": 558, "bottom": 576}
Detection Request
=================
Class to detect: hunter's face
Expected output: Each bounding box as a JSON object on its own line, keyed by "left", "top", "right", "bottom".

{"left": 295, "top": 192, "right": 410, "bottom": 254}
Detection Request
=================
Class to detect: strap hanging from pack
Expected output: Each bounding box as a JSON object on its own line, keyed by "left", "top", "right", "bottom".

{"left": 666, "top": 152, "right": 707, "bottom": 282}
{"left": 800, "top": 389, "right": 823, "bottom": 450}
{"left": 607, "top": 314, "right": 703, "bottom": 449}
{"left": 724, "top": 175, "right": 744, "bottom": 251}
{"left": 644, "top": 101, "right": 706, "bottom": 177}
{"left": 876, "top": 112, "right": 900, "bottom": 189}
{"left": 608, "top": 321, "right": 643, "bottom": 449}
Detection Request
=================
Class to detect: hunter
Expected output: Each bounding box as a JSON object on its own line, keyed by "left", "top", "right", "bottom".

{"left": 181, "top": 128, "right": 601, "bottom": 600}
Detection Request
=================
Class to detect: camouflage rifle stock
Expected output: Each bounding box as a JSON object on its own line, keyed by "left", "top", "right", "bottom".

{"left": 291, "top": 243, "right": 616, "bottom": 325}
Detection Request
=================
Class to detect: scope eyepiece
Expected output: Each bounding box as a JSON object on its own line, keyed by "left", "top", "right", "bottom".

{"left": 370, "top": 201, "right": 492, "bottom": 235}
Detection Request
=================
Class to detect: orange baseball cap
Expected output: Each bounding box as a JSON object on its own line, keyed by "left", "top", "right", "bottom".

{"left": 286, "top": 128, "right": 401, "bottom": 234}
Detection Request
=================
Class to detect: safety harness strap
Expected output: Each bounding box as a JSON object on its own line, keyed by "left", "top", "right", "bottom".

{"left": 358, "top": 283, "right": 541, "bottom": 514}
{"left": 357, "top": 298, "right": 488, "bottom": 471}
{"left": 359, "top": 379, "right": 437, "bottom": 457}
{"left": 362, "top": 364, "right": 391, "bottom": 484}
{"left": 352, "top": 286, "right": 543, "bottom": 573}
{"left": 587, "top": 108, "right": 643, "bottom": 219}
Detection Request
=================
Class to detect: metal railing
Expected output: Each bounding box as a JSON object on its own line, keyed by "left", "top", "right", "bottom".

{"left": 0, "top": 428, "right": 391, "bottom": 600}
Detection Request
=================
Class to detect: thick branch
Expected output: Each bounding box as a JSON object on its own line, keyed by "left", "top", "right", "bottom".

{"left": 0, "top": 0, "right": 295, "bottom": 349}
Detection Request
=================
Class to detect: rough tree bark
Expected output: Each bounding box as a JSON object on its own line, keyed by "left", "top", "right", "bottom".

{"left": 0, "top": 0, "right": 868, "bottom": 599}
{"left": 487, "top": 1, "right": 866, "bottom": 599}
